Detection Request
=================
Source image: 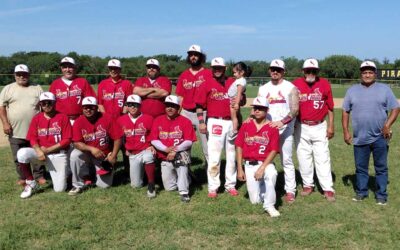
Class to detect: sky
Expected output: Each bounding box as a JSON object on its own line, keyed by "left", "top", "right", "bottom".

{"left": 0, "top": 0, "right": 399, "bottom": 62}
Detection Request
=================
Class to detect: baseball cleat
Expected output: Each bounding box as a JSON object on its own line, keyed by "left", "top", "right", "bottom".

{"left": 37, "top": 177, "right": 47, "bottom": 186}
{"left": 352, "top": 195, "right": 366, "bottom": 202}
{"left": 376, "top": 199, "right": 387, "bottom": 206}
{"left": 180, "top": 194, "right": 190, "bottom": 203}
{"left": 20, "top": 180, "right": 37, "bottom": 199}
{"left": 324, "top": 191, "right": 336, "bottom": 202}
{"left": 265, "top": 207, "right": 281, "bottom": 218}
{"left": 284, "top": 192, "right": 295, "bottom": 204}
{"left": 300, "top": 186, "right": 313, "bottom": 196}
{"left": 226, "top": 188, "right": 239, "bottom": 196}
{"left": 208, "top": 191, "right": 218, "bottom": 198}
{"left": 147, "top": 190, "right": 156, "bottom": 199}
{"left": 68, "top": 187, "right": 83, "bottom": 196}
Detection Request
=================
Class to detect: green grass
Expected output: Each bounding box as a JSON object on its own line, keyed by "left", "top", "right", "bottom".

{"left": 1, "top": 109, "right": 400, "bottom": 249}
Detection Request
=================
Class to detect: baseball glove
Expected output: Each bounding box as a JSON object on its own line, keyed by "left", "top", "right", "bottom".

{"left": 173, "top": 151, "right": 191, "bottom": 167}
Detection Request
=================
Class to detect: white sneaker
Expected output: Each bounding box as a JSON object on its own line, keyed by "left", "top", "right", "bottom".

{"left": 68, "top": 187, "right": 83, "bottom": 196}
{"left": 20, "top": 180, "right": 37, "bottom": 199}
{"left": 265, "top": 207, "right": 281, "bottom": 217}
{"left": 147, "top": 190, "right": 156, "bottom": 199}
{"left": 228, "top": 131, "right": 238, "bottom": 141}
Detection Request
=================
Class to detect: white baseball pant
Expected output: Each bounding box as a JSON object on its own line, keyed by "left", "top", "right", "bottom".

{"left": 180, "top": 109, "right": 208, "bottom": 162}
{"left": 206, "top": 118, "right": 236, "bottom": 192}
{"left": 128, "top": 149, "right": 154, "bottom": 188}
{"left": 160, "top": 161, "right": 190, "bottom": 195}
{"left": 244, "top": 162, "right": 278, "bottom": 210}
{"left": 17, "top": 147, "right": 68, "bottom": 192}
{"left": 69, "top": 148, "right": 113, "bottom": 189}
{"left": 279, "top": 124, "right": 296, "bottom": 194}
{"left": 294, "top": 121, "right": 334, "bottom": 192}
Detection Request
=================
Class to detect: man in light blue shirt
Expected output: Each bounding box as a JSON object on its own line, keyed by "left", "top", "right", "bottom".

{"left": 342, "top": 60, "right": 399, "bottom": 205}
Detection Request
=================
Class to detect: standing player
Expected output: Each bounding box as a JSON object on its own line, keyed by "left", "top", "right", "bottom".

{"left": 69, "top": 97, "right": 122, "bottom": 195}
{"left": 116, "top": 95, "right": 156, "bottom": 198}
{"left": 150, "top": 95, "right": 196, "bottom": 203}
{"left": 257, "top": 59, "right": 299, "bottom": 204}
{"left": 293, "top": 59, "right": 335, "bottom": 202}
{"left": 236, "top": 97, "right": 280, "bottom": 217}
{"left": 97, "top": 59, "right": 133, "bottom": 118}
{"left": 49, "top": 57, "right": 96, "bottom": 124}
{"left": 17, "top": 92, "right": 72, "bottom": 198}
{"left": 133, "top": 59, "right": 171, "bottom": 118}
{"left": 176, "top": 45, "right": 213, "bottom": 163}
{"left": 195, "top": 57, "right": 238, "bottom": 198}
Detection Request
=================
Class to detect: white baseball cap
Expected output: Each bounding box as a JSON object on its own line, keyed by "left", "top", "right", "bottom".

{"left": 211, "top": 57, "right": 226, "bottom": 67}
{"left": 146, "top": 58, "right": 160, "bottom": 67}
{"left": 360, "top": 60, "right": 377, "bottom": 70}
{"left": 269, "top": 59, "right": 285, "bottom": 70}
{"left": 251, "top": 97, "right": 269, "bottom": 108}
{"left": 60, "top": 57, "right": 76, "bottom": 65}
{"left": 39, "top": 92, "right": 56, "bottom": 101}
{"left": 108, "top": 59, "right": 121, "bottom": 68}
{"left": 14, "top": 64, "right": 29, "bottom": 73}
{"left": 303, "top": 59, "right": 319, "bottom": 69}
{"left": 164, "top": 95, "right": 181, "bottom": 106}
{"left": 187, "top": 44, "right": 202, "bottom": 54}
{"left": 82, "top": 96, "right": 98, "bottom": 106}
{"left": 126, "top": 94, "right": 141, "bottom": 104}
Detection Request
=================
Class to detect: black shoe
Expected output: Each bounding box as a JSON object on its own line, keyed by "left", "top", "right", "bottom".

{"left": 180, "top": 194, "right": 190, "bottom": 203}
{"left": 352, "top": 195, "right": 366, "bottom": 202}
{"left": 376, "top": 198, "right": 387, "bottom": 206}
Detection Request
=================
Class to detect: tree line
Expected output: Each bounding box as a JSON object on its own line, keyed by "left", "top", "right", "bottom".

{"left": 1, "top": 51, "right": 399, "bottom": 86}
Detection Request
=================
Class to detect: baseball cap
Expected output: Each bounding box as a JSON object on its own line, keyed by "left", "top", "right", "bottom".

{"left": 126, "top": 94, "right": 141, "bottom": 104}
{"left": 360, "top": 60, "right": 377, "bottom": 70}
{"left": 187, "top": 44, "right": 202, "bottom": 54}
{"left": 39, "top": 92, "right": 56, "bottom": 102}
{"left": 211, "top": 57, "right": 226, "bottom": 67}
{"left": 107, "top": 59, "right": 121, "bottom": 68}
{"left": 269, "top": 59, "right": 285, "bottom": 70}
{"left": 303, "top": 59, "right": 319, "bottom": 69}
{"left": 14, "top": 64, "right": 29, "bottom": 73}
{"left": 146, "top": 59, "right": 160, "bottom": 67}
{"left": 251, "top": 97, "right": 269, "bottom": 108}
{"left": 164, "top": 95, "right": 181, "bottom": 106}
{"left": 60, "top": 57, "right": 76, "bottom": 66}
{"left": 82, "top": 96, "right": 98, "bottom": 106}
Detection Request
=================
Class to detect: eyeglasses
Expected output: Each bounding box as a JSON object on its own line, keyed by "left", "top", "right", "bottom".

{"left": 61, "top": 64, "right": 75, "bottom": 69}
{"left": 304, "top": 69, "right": 318, "bottom": 74}
{"left": 146, "top": 65, "right": 159, "bottom": 70}
{"left": 269, "top": 67, "right": 284, "bottom": 73}
{"left": 108, "top": 67, "right": 120, "bottom": 71}
{"left": 253, "top": 106, "right": 267, "bottom": 111}
{"left": 40, "top": 101, "right": 54, "bottom": 106}
{"left": 126, "top": 103, "right": 140, "bottom": 108}
{"left": 188, "top": 52, "right": 201, "bottom": 57}
{"left": 15, "top": 72, "right": 29, "bottom": 77}
{"left": 83, "top": 105, "right": 97, "bottom": 110}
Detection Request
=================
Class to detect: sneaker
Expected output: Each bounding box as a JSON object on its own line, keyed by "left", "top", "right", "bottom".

{"left": 228, "top": 131, "right": 238, "bottom": 141}
{"left": 180, "top": 194, "right": 190, "bottom": 203}
{"left": 208, "top": 191, "right": 218, "bottom": 198}
{"left": 324, "top": 191, "right": 336, "bottom": 202}
{"left": 226, "top": 188, "right": 239, "bottom": 196}
{"left": 68, "top": 187, "right": 83, "bottom": 196}
{"left": 352, "top": 195, "right": 366, "bottom": 202}
{"left": 16, "top": 179, "right": 26, "bottom": 186}
{"left": 300, "top": 186, "right": 313, "bottom": 196}
{"left": 284, "top": 192, "right": 295, "bottom": 204}
{"left": 147, "top": 190, "right": 156, "bottom": 199}
{"left": 37, "top": 177, "right": 47, "bottom": 186}
{"left": 20, "top": 180, "right": 37, "bottom": 199}
{"left": 265, "top": 207, "right": 281, "bottom": 217}
{"left": 376, "top": 199, "right": 387, "bottom": 206}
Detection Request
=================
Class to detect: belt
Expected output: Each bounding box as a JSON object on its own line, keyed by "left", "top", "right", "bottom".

{"left": 301, "top": 120, "right": 324, "bottom": 126}
{"left": 128, "top": 150, "right": 142, "bottom": 155}
{"left": 209, "top": 116, "right": 231, "bottom": 121}
{"left": 49, "top": 149, "right": 67, "bottom": 155}
{"left": 183, "top": 108, "right": 197, "bottom": 113}
{"left": 245, "top": 160, "right": 262, "bottom": 166}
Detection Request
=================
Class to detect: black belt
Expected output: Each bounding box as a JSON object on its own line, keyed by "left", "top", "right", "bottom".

{"left": 245, "top": 160, "right": 262, "bottom": 166}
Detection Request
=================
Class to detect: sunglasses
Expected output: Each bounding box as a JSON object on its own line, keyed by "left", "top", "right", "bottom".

{"left": 15, "top": 72, "right": 29, "bottom": 77}
{"left": 188, "top": 52, "right": 201, "bottom": 57}
{"left": 270, "top": 67, "right": 284, "bottom": 73}
{"left": 40, "top": 101, "right": 54, "bottom": 106}
{"left": 126, "top": 103, "right": 140, "bottom": 108}
{"left": 304, "top": 69, "right": 318, "bottom": 74}
{"left": 83, "top": 105, "right": 97, "bottom": 110}
{"left": 146, "top": 65, "right": 159, "bottom": 70}
{"left": 253, "top": 106, "right": 267, "bottom": 111}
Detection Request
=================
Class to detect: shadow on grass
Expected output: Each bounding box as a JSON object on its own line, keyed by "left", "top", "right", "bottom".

{"left": 342, "top": 174, "right": 384, "bottom": 195}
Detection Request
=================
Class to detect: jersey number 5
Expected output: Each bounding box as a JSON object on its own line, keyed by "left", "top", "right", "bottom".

{"left": 313, "top": 100, "right": 324, "bottom": 109}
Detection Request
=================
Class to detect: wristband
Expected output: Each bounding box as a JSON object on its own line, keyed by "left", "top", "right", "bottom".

{"left": 281, "top": 115, "right": 292, "bottom": 125}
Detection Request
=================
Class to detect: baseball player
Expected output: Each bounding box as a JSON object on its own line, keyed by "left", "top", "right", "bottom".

{"left": 236, "top": 97, "right": 280, "bottom": 217}
{"left": 97, "top": 59, "right": 133, "bottom": 118}
{"left": 116, "top": 95, "right": 156, "bottom": 198}
{"left": 49, "top": 57, "right": 96, "bottom": 124}
{"left": 293, "top": 59, "right": 335, "bottom": 202}
{"left": 257, "top": 59, "right": 299, "bottom": 204}
{"left": 133, "top": 59, "right": 172, "bottom": 118}
{"left": 69, "top": 97, "right": 122, "bottom": 195}
{"left": 195, "top": 57, "right": 238, "bottom": 198}
{"left": 17, "top": 92, "right": 72, "bottom": 198}
{"left": 176, "top": 45, "right": 213, "bottom": 163}
{"left": 150, "top": 95, "right": 196, "bottom": 203}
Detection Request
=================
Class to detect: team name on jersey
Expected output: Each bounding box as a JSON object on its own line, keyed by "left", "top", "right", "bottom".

{"left": 299, "top": 88, "right": 323, "bottom": 102}
{"left": 244, "top": 131, "right": 270, "bottom": 145}
{"left": 81, "top": 125, "right": 107, "bottom": 142}
{"left": 37, "top": 122, "right": 61, "bottom": 136}
{"left": 102, "top": 87, "right": 125, "bottom": 100}
{"left": 182, "top": 76, "right": 205, "bottom": 90}
{"left": 266, "top": 91, "right": 287, "bottom": 104}
{"left": 122, "top": 123, "right": 147, "bottom": 137}
{"left": 210, "top": 88, "right": 229, "bottom": 100}
{"left": 158, "top": 126, "right": 183, "bottom": 139}
{"left": 55, "top": 85, "right": 82, "bottom": 99}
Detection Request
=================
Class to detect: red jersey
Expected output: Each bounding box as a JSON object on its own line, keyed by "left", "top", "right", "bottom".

{"left": 150, "top": 115, "right": 196, "bottom": 160}
{"left": 133, "top": 76, "right": 171, "bottom": 117}
{"left": 97, "top": 78, "right": 133, "bottom": 118}
{"left": 235, "top": 121, "right": 280, "bottom": 161}
{"left": 72, "top": 113, "right": 123, "bottom": 155}
{"left": 195, "top": 77, "right": 235, "bottom": 118}
{"left": 116, "top": 113, "right": 153, "bottom": 153}
{"left": 292, "top": 77, "right": 334, "bottom": 122}
{"left": 176, "top": 68, "right": 213, "bottom": 110}
{"left": 49, "top": 77, "right": 96, "bottom": 117}
{"left": 26, "top": 112, "right": 72, "bottom": 149}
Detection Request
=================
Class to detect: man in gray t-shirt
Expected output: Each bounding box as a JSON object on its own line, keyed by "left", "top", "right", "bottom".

{"left": 342, "top": 60, "right": 400, "bottom": 205}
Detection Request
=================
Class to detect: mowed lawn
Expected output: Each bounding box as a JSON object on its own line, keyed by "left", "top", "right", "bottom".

{"left": 1, "top": 108, "right": 400, "bottom": 249}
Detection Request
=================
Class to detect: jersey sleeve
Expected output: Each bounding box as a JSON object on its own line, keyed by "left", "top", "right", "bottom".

{"left": 160, "top": 77, "right": 172, "bottom": 94}
{"left": 324, "top": 79, "right": 334, "bottom": 111}
{"left": 175, "top": 74, "right": 184, "bottom": 97}
{"left": 72, "top": 119, "right": 84, "bottom": 142}
{"left": 234, "top": 125, "right": 245, "bottom": 148}
{"left": 59, "top": 115, "right": 72, "bottom": 148}
{"left": 110, "top": 117, "right": 124, "bottom": 140}
{"left": 0, "top": 85, "right": 10, "bottom": 106}
{"left": 97, "top": 82, "right": 104, "bottom": 105}
{"left": 125, "top": 80, "right": 134, "bottom": 100}
{"left": 149, "top": 118, "right": 160, "bottom": 141}
{"left": 184, "top": 118, "right": 197, "bottom": 142}
{"left": 194, "top": 81, "right": 208, "bottom": 108}
{"left": 26, "top": 116, "right": 39, "bottom": 146}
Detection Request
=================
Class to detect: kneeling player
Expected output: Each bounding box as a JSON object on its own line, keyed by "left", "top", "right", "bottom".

{"left": 69, "top": 97, "right": 122, "bottom": 195}
{"left": 150, "top": 95, "right": 196, "bottom": 203}
{"left": 235, "top": 97, "right": 281, "bottom": 217}
{"left": 117, "top": 95, "right": 156, "bottom": 198}
{"left": 17, "top": 92, "right": 72, "bottom": 198}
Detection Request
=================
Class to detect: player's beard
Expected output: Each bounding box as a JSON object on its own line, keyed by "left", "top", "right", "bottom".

{"left": 190, "top": 58, "right": 202, "bottom": 67}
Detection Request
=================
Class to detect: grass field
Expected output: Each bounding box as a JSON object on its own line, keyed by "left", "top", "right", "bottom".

{"left": 1, "top": 108, "right": 400, "bottom": 249}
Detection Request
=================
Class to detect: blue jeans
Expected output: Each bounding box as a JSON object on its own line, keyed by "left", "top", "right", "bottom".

{"left": 353, "top": 136, "right": 388, "bottom": 200}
